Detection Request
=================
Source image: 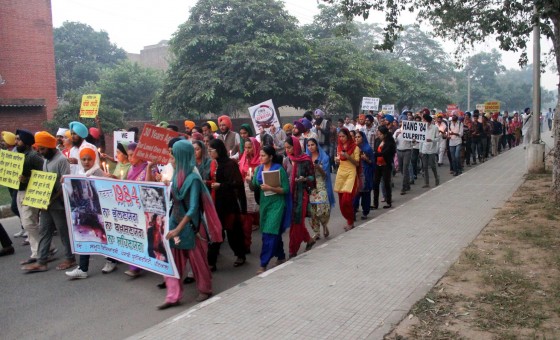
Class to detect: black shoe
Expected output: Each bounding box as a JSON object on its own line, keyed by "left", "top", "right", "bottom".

{"left": 183, "top": 277, "right": 195, "bottom": 284}
{"left": 383, "top": 204, "right": 392, "bottom": 209}
{"left": 0, "top": 246, "right": 14, "bottom": 257}
{"left": 361, "top": 215, "right": 368, "bottom": 220}
{"left": 210, "top": 265, "right": 217, "bottom": 272}
{"left": 157, "top": 282, "right": 166, "bottom": 289}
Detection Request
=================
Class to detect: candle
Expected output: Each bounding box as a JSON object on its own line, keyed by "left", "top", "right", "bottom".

{"left": 120, "top": 170, "right": 124, "bottom": 180}
{"left": 102, "top": 162, "right": 106, "bottom": 172}
{"left": 248, "top": 167, "right": 253, "bottom": 177}
{"left": 229, "top": 150, "right": 232, "bottom": 158}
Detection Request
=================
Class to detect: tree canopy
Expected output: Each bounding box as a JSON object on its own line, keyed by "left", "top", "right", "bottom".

{"left": 54, "top": 21, "right": 127, "bottom": 96}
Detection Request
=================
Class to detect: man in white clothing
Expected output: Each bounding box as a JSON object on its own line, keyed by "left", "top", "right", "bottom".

{"left": 420, "top": 113, "right": 441, "bottom": 188}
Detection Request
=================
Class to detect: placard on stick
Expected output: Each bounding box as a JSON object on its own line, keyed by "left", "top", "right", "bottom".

{"left": 134, "top": 124, "right": 179, "bottom": 164}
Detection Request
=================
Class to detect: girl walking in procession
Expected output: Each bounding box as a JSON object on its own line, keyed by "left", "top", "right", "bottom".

{"left": 334, "top": 128, "right": 360, "bottom": 231}
{"left": 246, "top": 145, "right": 291, "bottom": 274}
{"left": 284, "top": 136, "right": 316, "bottom": 258}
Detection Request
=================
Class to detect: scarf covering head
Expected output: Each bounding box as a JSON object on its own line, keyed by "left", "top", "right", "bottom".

{"left": 69, "top": 121, "right": 88, "bottom": 138}
{"left": 79, "top": 146, "right": 101, "bottom": 176}
{"left": 16, "top": 129, "right": 35, "bottom": 146}
{"left": 184, "top": 120, "right": 195, "bottom": 129}
{"left": 209, "top": 138, "right": 229, "bottom": 165}
{"left": 218, "top": 115, "right": 232, "bottom": 130}
{"left": 287, "top": 135, "right": 312, "bottom": 196}
{"left": 172, "top": 140, "right": 223, "bottom": 243}
{"left": 34, "top": 131, "right": 57, "bottom": 149}
{"left": 239, "top": 123, "right": 254, "bottom": 154}
{"left": 238, "top": 137, "right": 261, "bottom": 178}
{"left": 191, "top": 132, "right": 204, "bottom": 141}
{"left": 1, "top": 131, "right": 16, "bottom": 146}
{"left": 192, "top": 140, "right": 212, "bottom": 180}
{"left": 116, "top": 142, "right": 128, "bottom": 157}
{"left": 306, "top": 138, "right": 335, "bottom": 207}
{"left": 337, "top": 128, "right": 357, "bottom": 161}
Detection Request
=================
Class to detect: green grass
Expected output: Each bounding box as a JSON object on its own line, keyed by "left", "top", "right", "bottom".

{"left": 0, "top": 187, "right": 12, "bottom": 206}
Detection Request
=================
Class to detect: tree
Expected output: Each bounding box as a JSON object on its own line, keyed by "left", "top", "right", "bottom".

{"left": 54, "top": 21, "right": 127, "bottom": 96}
{"left": 322, "top": 0, "right": 560, "bottom": 202}
{"left": 155, "top": 0, "right": 312, "bottom": 119}
{"left": 96, "top": 61, "right": 163, "bottom": 121}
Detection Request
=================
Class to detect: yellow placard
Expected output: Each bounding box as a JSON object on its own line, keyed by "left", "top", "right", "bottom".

{"left": 0, "top": 149, "right": 25, "bottom": 189}
{"left": 484, "top": 101, "right": 500, "bottom": 112}
{"left": 79, "top": 94, "right": 101, "bottom": 118}
{"left": 22, "top": 170, "right": 58, "bottom": 209}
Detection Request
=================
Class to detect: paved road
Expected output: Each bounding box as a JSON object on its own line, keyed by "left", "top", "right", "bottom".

{"left": 0, "top": 157, "right": 465, "bottom": 339}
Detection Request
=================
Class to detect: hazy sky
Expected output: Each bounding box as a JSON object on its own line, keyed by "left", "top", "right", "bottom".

{"left": 51, "top": 0, "right": 556, "bottom": 91}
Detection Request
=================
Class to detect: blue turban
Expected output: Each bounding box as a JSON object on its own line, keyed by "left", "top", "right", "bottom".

{"left": 300, "top": 118, "right": 313, "bottom": 132}
{"left": 314, "top": 109, "right": 325, "bottom": 117}
{"left": 69, "top": 121, "right": 88, "bottom": 139}
{"left": 385, "top": 115, "right": 395, "bottom": 123}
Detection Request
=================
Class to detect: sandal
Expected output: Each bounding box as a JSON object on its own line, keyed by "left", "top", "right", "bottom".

{"left": 312, "top": 233, "right": 320, "bottom": 241}
{"left": 56, "top": 260, "right": 77, "bottom": 271}
{"left": 256, "top": 267, "right": 266, "bottom": 274}
{"left": 323, "top": 226, "right": 330, "bottom": 238}
{"left": 233, "top": 257, "right": 246, "bottom": 267}
{"left": 20, "top": 258, "right": 37, "bottom": 265}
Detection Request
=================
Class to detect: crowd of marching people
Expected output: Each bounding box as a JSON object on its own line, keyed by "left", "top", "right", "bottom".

{"left": 0, "top": 105, "right": 547, "bottom": 309}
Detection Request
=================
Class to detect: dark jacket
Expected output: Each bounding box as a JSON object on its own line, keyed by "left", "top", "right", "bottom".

{"left": 374, "top": 137, "right": 396, "bottom": 167}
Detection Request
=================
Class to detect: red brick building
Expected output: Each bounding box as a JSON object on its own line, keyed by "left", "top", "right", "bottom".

{"left": 0, "top": 0, "right": 57, "bottom": 133}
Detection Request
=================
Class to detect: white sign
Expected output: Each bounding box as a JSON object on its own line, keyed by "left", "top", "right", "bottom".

{"left": 248, "top": 99, "right": 281, "bottom": 135}
{"left": 113, "top": 131, "right": 135, "bottom": 158}
{"left": 361, "top": 97, "right": 380, "bottom": 111}
{"left": 401, "top": 121, "right": 428, "bottom": 142}
{"left": 381, "top": 104, "right": 395, "bottom": 115}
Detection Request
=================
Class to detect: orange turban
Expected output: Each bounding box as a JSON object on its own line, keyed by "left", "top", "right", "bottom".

{"left": 218, "top": 115, "right": 232, "bottom": 130}
{"left": 184, "top": 120, "right": 195, "bottom": 129}
{"left": 34, "top": 131, "right": 57, "bottom": 149}
{"left": 359, "top": 114, "right": 366, "bottom": 120}
{"left": 64, "top": 130, "right": 72, "bottom": 138}
{"left": 79, "top": 147, "right": 97, "bottom": 160}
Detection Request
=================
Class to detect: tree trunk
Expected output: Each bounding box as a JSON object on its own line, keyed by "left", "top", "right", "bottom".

{"left": 552, "top": 17, "right": 560, "bottom": 204}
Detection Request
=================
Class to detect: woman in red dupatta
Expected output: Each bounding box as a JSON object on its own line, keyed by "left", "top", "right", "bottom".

{"left": 284, "top": 136, "right": 316, "bottom": 258}
{"left": 333, "top": 128, "right": 360, "bottom": 231}
{"left": 238, "top": 137, "right": 261, "bottom": 253}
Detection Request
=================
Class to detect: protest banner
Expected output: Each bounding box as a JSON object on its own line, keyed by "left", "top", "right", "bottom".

{"left": 446, "top": 104, "right": 459, "bottom": 116}
{"left": 134, "top": 124, "right": 179, "bottom": 164}
{"left": 113, "top": 131, "right": 135, "bottom": 157}
{"left": 79, "top": 94, "right": 101, "bottom": 118}
{"left": 401, "top": 121, "right": 428, "bottom": 142}
{"left": 22, "top": 170, "right": 57, "bottom": 209}
{"left": 381, "top": 104, "right": 395, "bottom": 115}
{"left": 62, "top": 175, "right": 178, "bottom": 278}
{"left": 0, "top": 149, "right": 25, "bottom": 189}
{"left": 484, "top": 101, "right": 500, "bottom": 112}
{"left": 361, "top": 97, "right": 380, "bottom": 111}
{"left": 248, "top": 99, "right": 281, "bottom": 135}
{"left": 476, "top": 104, "right": 485, "bottom": 113}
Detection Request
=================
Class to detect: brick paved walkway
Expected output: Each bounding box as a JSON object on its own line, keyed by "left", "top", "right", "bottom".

{"left": 132, "top": 145, "right": 527, "bottom": 339}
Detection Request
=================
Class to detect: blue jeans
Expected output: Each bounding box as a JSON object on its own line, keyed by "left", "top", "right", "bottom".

{"left": 449, "top": 145, "right": 461, "bottom": 174}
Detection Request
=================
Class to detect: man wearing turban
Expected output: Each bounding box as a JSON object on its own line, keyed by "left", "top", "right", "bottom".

{"left": 22, "top": 132, "right": 75, "bottom": 272}
{"left": 68, "top": 121, "right": 100, "bottom": 175}
{"left": 184, "top": 120, "right": 195, "bottom": 134}
{"left": 217, "top": 115, "right": 241, "bottom": 159}
{"left": 15, "top": 129, "right": 45, "bottom": 265}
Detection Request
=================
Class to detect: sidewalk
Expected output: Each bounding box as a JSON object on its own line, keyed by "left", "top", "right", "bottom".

{"left": 132, "top": 145, "right": 528, "bottom": 340}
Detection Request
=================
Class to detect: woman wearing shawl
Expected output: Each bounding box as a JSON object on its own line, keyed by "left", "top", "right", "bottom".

{"left": 208, "top": 139, "right": 247, "bottom": 270}
{"left": 238, "top": 124, "right": 254, "bottom": 154}
{"left": 192, "top": 140, "right": 213, "bottom": 184}
{"left": 246, "top": 145, "right": 291, "bottom": 274}
{"left": 124, "top": 142, "right": 159, "bottom": 278}
{"left": 284, "top": 136, "right": 316, "bottom": 258}
{"left": 158, "top": 140, "right": 217, "bottom": 309}
{"left": 334, "top": 128, "right": 360, "bottom": 231}
{"left": 306, "top": 138, "right": 335, "bottom": 240}
{"left": 238, "top": 137, "right": 261, "bottom": 253}
{"left": 352, "top": 131, "right": 375, "bottom": 220}
{"left": 373, "top": 126, "right": 397, "bottom": 209}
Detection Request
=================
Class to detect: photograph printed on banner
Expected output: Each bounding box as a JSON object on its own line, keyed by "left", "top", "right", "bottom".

{"left": 67, "top": 179, "right": 107, "bottom": 244}
{"left": 139, "top": 185, "right": 166, "bottom": 215}
{"left": 145, "top": 212, "right": 168, "bottom": 263}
